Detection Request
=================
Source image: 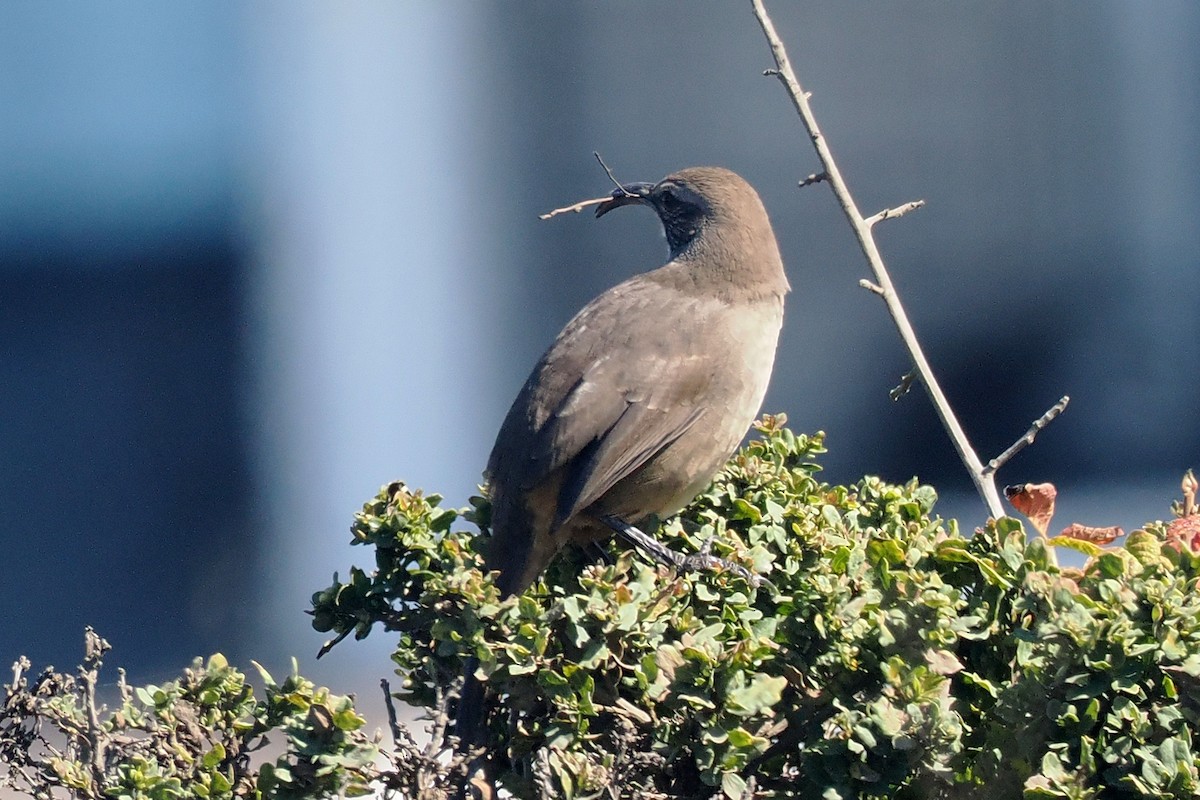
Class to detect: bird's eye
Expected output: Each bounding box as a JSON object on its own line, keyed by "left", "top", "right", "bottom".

{"left": 659, "top": 189, "right": 680, "bottom": 209}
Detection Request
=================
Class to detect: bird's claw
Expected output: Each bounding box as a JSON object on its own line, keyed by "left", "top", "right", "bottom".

{"left": 599, "top": 515, "right": 764, "bottom": 588}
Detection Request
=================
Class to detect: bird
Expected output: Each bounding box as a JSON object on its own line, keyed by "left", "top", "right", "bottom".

{"left": 484, "top": 165, "right": 790, "bottom": 595}
{"left": 455, "top": 167, "right": 790, "bottom": 786}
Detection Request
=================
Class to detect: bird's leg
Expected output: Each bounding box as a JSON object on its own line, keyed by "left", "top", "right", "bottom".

{"left": 585, "top": 541, "right": 615, "bottom": 566}
{"left": 596, "top": 514, "right": 761, "bottom": 586}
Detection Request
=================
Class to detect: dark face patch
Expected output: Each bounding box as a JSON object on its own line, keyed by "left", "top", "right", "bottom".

{"left": 651, "top": 181, "right": 707, "bottom": 254}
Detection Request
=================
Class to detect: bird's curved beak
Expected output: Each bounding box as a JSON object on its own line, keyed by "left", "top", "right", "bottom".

{"left": 595, "top": 182, "right": 654, "bottom": 217}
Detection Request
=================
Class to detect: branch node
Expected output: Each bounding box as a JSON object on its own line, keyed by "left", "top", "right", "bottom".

{"left": 859, "top": 279, "right": 884, "bottom": 296}
{"left": 798, "top": 172, "right": 828, "bottom": 188}
{"left": 865, "top": 200, "right": 926, "bottom": 228}
{"left": 889, "top": 369, "right": 917, "bottom": 401}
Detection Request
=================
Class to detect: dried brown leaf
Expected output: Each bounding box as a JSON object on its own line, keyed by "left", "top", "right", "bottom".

{"left": 1058, "top": 523, "right": 1123, "bottom": 545}
{"left": 1004, "top": 482, "right": 1057, "bottom": 536}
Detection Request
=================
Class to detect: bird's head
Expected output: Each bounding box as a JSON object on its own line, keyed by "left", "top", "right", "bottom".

{"left": 596, "top": 167, "right": 774, "bottom": 263}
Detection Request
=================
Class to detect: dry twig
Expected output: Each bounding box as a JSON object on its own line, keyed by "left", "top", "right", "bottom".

{"left": 865, "top": 200, "right": 926, "bottom": 228}
{"left": 983, "top": 396, "right": 1071, "bottom": 475}
{"left": 539, "top": 196, "right": 611, "bottom": 221}
{"left": 540, "top": 152, "right": 629, "bottom": 220}
{"left": 81, "top": 628, "right": 110, "bottom": 788}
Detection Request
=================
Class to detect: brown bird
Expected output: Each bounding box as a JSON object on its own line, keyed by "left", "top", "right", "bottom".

{"left": 455, "top": 168, "right": 790, "bottom": 783}
{"left": 484, "top": 166, "right": 790, "bottom": 595}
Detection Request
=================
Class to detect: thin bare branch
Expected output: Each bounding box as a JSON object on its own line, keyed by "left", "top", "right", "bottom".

{"left": 865, "top": 200, "right": 926, "bottom": 228}
{"left": 380, "top": 679, "right": 405, "bottom": 747}
{"left": 539, "top": 196, "right": 610, "bottom": 220}
{"left": 81, "top": 628, "right": 110, "bottom": 788}
{"left": 750, "top": 0, "right": 1070, "bottom": 518}
{"left": 799, "top": 172, "right": 827, "bottom": 188}
{"left": 541, "top": 152, "right": 636, "bottom": 221}
{"left": 426, "top": 667, "right": 454, "bottom": 763}
{"left": 983, "top": 396, "right": 1070, "bottom": 475}
{"left": 594, "top": 151, "right": 625, "bottom": 193}
{"left": 859, "top": 279, "right": 884, "bottom": 296}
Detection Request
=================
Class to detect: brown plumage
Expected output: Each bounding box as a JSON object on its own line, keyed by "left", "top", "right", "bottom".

{"left": 484, "top": 166, "right": 790, "bottom": 595}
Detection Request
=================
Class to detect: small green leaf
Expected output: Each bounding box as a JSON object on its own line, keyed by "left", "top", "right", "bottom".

{"left": 722, "top": 771, "right": 747, "bottom": 799}
{"left": 201, "top": 742, "right": 226, "bottom": 769}
{"left": 726, "top": 674, "right": 786, "bottom": 716}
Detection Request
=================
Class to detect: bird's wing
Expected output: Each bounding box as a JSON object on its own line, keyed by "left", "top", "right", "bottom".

{"left": 525, "top": 338, "right": 710, "bottom": 525}
{"left": 487, "top": 277, "right": 712, "bottom": 524}
{"left": 553, "top": 387, "right": 707, "bottom": 528}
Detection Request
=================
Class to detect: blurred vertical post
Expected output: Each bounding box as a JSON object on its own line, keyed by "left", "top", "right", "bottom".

{"left": 240, "top": 5, "right": 503, "bottom": 693}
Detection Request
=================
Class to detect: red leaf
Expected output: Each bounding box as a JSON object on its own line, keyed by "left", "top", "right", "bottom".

{"left": 1166, "top": 516, "right": 1200, "bottom": 552}
{"left": 1004, "top": 482, "right": 1057, "bottom": 536}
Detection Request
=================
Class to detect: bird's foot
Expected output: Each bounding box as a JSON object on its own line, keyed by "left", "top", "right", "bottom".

{"left": 597, "top": 515, "right": 762, "bottom": 587}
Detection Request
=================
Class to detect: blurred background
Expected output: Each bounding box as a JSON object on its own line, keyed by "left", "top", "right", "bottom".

{"left": 2, "top": 2, "right": 1197, "bottom": 722}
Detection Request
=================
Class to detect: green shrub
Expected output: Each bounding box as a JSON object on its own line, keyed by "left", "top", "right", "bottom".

{"left": 310, "top": 415, "right": 1200, "bottom": 799}
{"left": 1, "top": 630, "right": 377, "bottom": 799}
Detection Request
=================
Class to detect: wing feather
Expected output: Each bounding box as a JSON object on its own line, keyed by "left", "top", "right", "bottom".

{"left": 486, "top": 275, "right": 714, "bottom": 530}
